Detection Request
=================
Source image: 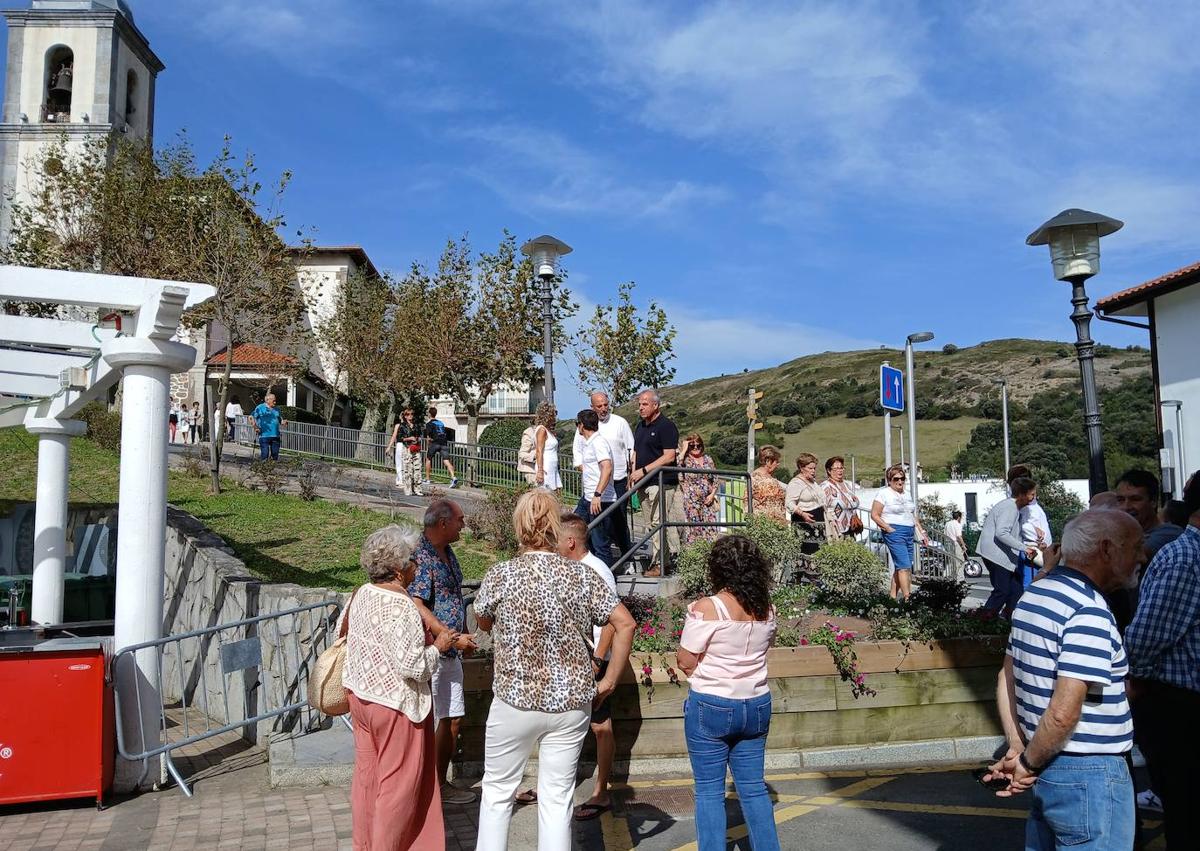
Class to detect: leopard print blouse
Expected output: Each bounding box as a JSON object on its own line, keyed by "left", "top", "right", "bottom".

{"left": 475, "top": 550, "right": 618, "bottom": 713}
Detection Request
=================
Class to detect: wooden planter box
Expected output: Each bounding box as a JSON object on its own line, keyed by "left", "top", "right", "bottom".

{"left": 460, "top": 637, "right": 1005, "bottom": 762}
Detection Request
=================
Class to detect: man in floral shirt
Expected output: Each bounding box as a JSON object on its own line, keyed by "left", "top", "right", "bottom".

{"left": 408, "top": 498, "right": 477, "bottom": 804}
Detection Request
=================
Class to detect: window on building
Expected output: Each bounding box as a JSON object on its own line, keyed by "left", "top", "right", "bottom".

{"left": 965, "top": 492, "right": 978, "bottom": 525}
{"left": 124, "top": 69, "right": 138, "bottom": 128}
{"left": 43, "top": 46, "right": 74, "bottom": 123}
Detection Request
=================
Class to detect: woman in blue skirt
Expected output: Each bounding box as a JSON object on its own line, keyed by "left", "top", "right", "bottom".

{"left": 870, "top": 464, "right": 929, "bottom": 600}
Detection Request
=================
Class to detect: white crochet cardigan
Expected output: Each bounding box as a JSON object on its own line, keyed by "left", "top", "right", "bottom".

{"left": 337, "top": 584, "right": 440, "bottom": 722}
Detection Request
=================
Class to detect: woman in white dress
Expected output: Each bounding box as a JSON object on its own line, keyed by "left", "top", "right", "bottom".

{"left": 533, "top": 401, "right": 561, "bottom": 493}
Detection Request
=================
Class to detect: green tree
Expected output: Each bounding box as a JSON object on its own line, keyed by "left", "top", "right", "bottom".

{"left": 572, "top": 280, "right": 676, "bottom": 404}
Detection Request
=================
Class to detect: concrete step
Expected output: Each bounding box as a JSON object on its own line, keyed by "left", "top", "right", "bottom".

{"left": 269, "top": 720, "right": 354, "bottom": 788}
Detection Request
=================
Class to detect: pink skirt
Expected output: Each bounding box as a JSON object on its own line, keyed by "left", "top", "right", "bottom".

{"left": 348, "top": 691, "right": 445, "bottom": 850}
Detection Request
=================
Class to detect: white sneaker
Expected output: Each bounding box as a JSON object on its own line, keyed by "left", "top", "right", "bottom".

{"left": 1136, "top": 789, "right": 1163, "bottom": 813}
{"left": 441, "top": 783, "right": 476, "bottom": 805}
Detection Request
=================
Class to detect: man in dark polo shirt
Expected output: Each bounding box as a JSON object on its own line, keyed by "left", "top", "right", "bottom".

{"left": 630, "top": 389, "right": 682, "bottom": 576}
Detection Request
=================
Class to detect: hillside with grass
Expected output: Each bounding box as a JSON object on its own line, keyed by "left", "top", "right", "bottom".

{"left": 615, "top": 339, "right": 1154, "bottom": 484}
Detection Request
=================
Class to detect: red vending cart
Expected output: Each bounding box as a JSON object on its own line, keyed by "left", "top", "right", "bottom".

{"left": 0, "top": 635, "right": 114, "bottom": 807}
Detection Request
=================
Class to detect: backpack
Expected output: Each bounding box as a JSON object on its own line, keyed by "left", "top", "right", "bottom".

{"left": 427, "top": 418, "right": 447, "bottom": 442}
{"left": 517, "top": 426, "right": 538, "bottom": 472}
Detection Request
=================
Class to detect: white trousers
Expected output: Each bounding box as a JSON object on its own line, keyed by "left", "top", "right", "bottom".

{"left": 475, "top": 697, "right": 590, "bottom": 851}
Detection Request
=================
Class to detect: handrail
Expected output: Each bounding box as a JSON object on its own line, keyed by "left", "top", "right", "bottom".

{"left": 588, "top": 464, "right": 753, "bottom": 574}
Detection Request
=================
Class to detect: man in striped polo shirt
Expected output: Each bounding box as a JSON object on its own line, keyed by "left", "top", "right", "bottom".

{"left": 986, "top": 509, "right": 1143, "bottom": 850}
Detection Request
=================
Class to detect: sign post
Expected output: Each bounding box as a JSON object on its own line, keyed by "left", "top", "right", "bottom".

{"left": 880, "top": 362, "right": 904, "bottom": 470}
{"left": 746, "top": 388, "right": 764, "bottom": 474}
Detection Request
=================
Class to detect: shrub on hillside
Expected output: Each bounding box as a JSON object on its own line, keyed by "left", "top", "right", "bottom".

{"left": 812, "top": 539, "right": 888, "bottom": 610}
{"left": 782, "top": 417, "right": 802, "bottom": 433}
{"left": 845, "top": 400, "right": 869, "bottom": 419}
{"left": 78, "top": 401, "right": 122, "bottom": 453}
{"left": 942, "top": 343, "right": 959, "bottom": 355}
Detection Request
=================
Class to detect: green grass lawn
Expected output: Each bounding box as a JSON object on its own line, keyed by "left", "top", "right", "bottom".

{"left": 769, "top": 415, "right": 983, "bottom": 483}
{"left": 0, "top": 430, "right": 497, "bottom": 591}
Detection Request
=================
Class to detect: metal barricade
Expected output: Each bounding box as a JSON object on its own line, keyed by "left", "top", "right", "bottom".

{"left": 110, "top": 599, "right": 341, "bottom": 797}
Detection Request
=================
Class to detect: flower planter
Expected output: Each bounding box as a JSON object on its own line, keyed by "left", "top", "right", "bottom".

{"left": 459, "top": 637, "right": 1005, "bottom": 763}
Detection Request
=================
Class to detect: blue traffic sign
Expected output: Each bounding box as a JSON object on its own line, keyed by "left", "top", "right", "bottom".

{"left": 880, "top": 364, "right": 905, "bottom": 412}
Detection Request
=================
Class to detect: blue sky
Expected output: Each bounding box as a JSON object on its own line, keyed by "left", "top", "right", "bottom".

{"left": 8, "top": 1, "right": 1200, "bottom": 412}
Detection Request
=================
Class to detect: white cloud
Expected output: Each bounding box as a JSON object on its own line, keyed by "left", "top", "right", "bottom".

{"left": 456, "top": 122, "right": 729, "bottom": 219}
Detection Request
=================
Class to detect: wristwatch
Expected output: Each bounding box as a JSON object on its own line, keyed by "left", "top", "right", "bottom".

{"left": 1018, "top": 752, "right": 1043, "bottom": 775}
{"left": 593, "top": 491, "right": 603, "bottom": 498}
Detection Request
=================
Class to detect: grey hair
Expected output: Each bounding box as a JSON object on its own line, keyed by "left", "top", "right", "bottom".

{"left": 423, "top": 499, "right": 458, "bottom": 529}
{"left": 589, "top": 390, "right": 610, "bottom": 404}
{"left": 637, "top": 389, "right": 660, "bottom": 404}
{"left": 1060, "top": 509, "right": 1138, "bottom": 566}
{"left": 360, "top": 525, "right": 421, "bottom": 582}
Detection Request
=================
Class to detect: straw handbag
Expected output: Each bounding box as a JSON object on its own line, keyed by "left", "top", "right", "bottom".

{"left": 308, "top": 588, "right": 360, "bottom": 716}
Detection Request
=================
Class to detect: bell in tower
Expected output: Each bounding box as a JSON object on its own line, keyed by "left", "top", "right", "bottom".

{"left": 43, "top": 46, "right": 74, "bottom": 122}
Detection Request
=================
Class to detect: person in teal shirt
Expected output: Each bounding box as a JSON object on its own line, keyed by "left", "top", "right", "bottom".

{"left": 251, "top": 393, "right": 286, "bottom": 460}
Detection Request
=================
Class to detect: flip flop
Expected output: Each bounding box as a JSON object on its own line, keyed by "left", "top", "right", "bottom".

{"left": 573, "top": 802, "right": 611, "bottom": 821}
{"left": 514, "top": 789, "right": 537, "bottom": 805}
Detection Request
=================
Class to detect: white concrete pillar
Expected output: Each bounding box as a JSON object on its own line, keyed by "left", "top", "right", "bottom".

{"left": 100, "top": 336, "right": 197, "bottom": 791}
{"left": 25, "top": 417, "right": 87, "bottom": 625}
{"left": 286, "top": 376, "right": 297, "bottom": 407}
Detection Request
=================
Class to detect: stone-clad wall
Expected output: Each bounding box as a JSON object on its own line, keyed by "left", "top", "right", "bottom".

{"left": 160, "top": 507, "right": 346, "bottom": 744}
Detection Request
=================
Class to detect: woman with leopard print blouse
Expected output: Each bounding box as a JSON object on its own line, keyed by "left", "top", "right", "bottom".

{"left": 474, "top": 489, "right": 636, "bottom": 851}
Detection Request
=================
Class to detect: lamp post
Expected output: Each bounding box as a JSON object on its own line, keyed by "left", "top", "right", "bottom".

{"left": 994, "top": 378, "right": 1010, "bottom": 475}
{"left": 520, "top": 235, "right": 572, "bottom": 408}
{"left": 905, "top": 331, "right": 934, "bottom": 574}
{"left": 1027, "top": 209, "right": 1123, "bottom": 497}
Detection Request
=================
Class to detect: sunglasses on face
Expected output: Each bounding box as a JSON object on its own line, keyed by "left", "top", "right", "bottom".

{"left": 890, "top": 476, "right": 906, "bottom": 482}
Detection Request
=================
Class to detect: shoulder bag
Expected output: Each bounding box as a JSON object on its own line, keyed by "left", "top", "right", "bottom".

{"left": 308, "top": 586, "right": 361, "bottom": 716}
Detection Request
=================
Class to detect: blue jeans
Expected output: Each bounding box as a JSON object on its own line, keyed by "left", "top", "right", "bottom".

{"left": 983, "top": 559, "right": 1023, "bottom": 618}
{"left": 685, "top": 691, "right": 780, "bottom": 851}
{"left": 1026, "top": 755, "right": 1134, "bottom": 851}
{"left": 259, "top": 436, "right": 280, "bottom": 460}
{"left": 575, "top": 498, "right": 615, "bottom": 567}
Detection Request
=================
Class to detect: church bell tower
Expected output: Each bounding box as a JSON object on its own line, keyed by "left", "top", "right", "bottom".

{"left": 0, "top": 0, "right": 164, "bottom": 238}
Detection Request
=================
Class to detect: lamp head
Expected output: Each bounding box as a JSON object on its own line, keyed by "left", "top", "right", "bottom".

{"left": 1026, "top": 208, "right": 1123, "bottom": 281}
{"left": 907, "top": 331, "right": 934, "bottom": 345}
{"left": 520, "top": 234, "right": 572, "bottom": 279}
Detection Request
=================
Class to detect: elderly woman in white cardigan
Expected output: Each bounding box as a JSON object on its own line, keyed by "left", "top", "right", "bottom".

{"left": 340, "top": 525, "right": 458, "bottom": 850}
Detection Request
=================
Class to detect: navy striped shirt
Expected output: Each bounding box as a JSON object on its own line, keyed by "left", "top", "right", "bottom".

{"left": 1007, "top": 566, "right": 1133, "bottom": 755}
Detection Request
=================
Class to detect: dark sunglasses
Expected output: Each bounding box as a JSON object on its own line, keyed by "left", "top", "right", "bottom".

{"left": 890, "top": 476, "right": 906, "bottom": 482}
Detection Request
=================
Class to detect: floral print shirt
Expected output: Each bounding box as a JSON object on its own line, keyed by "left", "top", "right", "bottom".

{"left": 752, "top": 470, "right": 789, "bottom": 526}
{"left": 407, "top": 536, "right": 465, "bottom": 658}
{"left": 475, "top": 550, "right": 619, "bottom": 713}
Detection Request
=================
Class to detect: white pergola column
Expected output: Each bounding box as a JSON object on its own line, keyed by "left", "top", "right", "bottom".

{"left": 101, "top": 336, "right": 197, "bottom": 790}
{"left": 286, "top": 376, "right": 297, "bottom": 407}
{"left": 25, "top": 417, "right": 87, "bottom": 625}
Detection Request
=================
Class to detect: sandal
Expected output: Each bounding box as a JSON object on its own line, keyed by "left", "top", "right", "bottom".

{"left": 514, "top": 789, "right": 537, "bottom": 805}
{"left": 573, "top": 802, "right": 611, "bottom": 821}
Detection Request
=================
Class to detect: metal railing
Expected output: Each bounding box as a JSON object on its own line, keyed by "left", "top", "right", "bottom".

{"left": 232, "top": 416, "right": 582, "bottom": 497}
{"left": 589, "top": 465, "right": 753, "bottom": 575}
{"left": 111, "top": 599, "right": 341, "bottom": 797}
{"left": 851, "top": 504, "right": 962, "bottom": 580}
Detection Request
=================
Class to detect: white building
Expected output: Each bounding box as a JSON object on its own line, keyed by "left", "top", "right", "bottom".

{"left": 0, "top": 0, "right": 162, "bottom": 241}
{"left": 1096, "top": 262, "right": 1200, "bottom": 498}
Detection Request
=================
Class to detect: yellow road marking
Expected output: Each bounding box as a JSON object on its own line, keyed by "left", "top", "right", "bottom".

{"left": 600, "top": 808, "right": 635, "bottom": 849}
{"left": 838, "top": 799, "right": 1028, "bottom": 819}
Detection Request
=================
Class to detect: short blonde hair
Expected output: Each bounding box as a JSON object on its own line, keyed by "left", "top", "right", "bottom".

{"left": 360, "top": 525, "right": 421, "bottom": 583}
{"left": 758, "top": 445, "right": 781, "bottom": 466}
{"left": 534, "top": 401, "right": 557, "bottom": 429}
{"left": 513, "top": 489, "right": 561, "bottom": 552}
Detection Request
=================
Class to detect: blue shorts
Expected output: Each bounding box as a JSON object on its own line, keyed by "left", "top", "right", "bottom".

{"left": 884, "top": 524, "right": 915, "bottom": 570}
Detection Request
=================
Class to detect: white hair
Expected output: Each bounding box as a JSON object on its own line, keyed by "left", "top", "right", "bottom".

{"left": 589, "top": 390, "right": 610, "bottom": 404}
{"left": 1060, "top": 509, "right": 1138, "bottom": 565}
{"left": 360, "top": 525, "right": 421, "bottom": 582}
{"left": 637, "top": 389, "right": 660, "bottom": 404}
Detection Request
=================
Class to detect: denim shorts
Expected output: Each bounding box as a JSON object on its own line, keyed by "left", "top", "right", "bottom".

{"left": 1027, "top": 754, "right": 1134, "bottom": 850}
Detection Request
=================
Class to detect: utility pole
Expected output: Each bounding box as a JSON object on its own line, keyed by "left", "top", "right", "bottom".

{"left": 746, "top": 388, "right": 763, "bottom": 473}
{"left": 883, "top": 362, "right": 892, "bottom": 470}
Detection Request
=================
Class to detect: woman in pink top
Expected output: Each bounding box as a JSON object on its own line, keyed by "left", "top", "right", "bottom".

{"left": 676, "top": 536, "right": 779, "bottom": 851}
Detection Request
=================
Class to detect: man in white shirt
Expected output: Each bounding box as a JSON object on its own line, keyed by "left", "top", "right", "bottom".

{"left": 574, "top": 391, "right": 635, "bottom": 559}
{"left": 944, "top": 510, "right": 967, "bottom": 576}
{"left": 575, "top": 409, "right": 617, "bottom": 567}
{"left": 559, "top": 512, "right": 618, "bottom": 821}
{"left": 224, "top": 395, "right": 244, "bottom": 441}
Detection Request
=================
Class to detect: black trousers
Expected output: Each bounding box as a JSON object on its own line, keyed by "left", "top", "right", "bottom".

{"left": 1132, "top": 680, "right": 1200, "bottom": 849}
{"left": 610, "top": 477, "right": 633, "bottom": 560}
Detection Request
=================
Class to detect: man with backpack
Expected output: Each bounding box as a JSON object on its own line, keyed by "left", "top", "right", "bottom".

{"left": 424, "top": 406, "right": 459, "bottom": 488}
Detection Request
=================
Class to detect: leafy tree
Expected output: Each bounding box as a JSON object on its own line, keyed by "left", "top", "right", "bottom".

{"left": 573, "top": 280, "right": 676, "bottom": 404}
{"left": 845, "top": 400, "right": 869, "bottom": 419}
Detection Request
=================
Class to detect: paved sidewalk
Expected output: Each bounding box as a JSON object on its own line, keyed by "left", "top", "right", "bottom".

{"left": 0, "top": 725, "right": 1169, "bottom": 851}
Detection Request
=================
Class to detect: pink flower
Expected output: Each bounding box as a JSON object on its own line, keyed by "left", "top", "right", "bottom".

{"left": 641, "top": 664, "right": 653, "bottom": 676}
{"left": 799, "top": 638, "right": 809, "bottom": 646}
{"left": 854, "top": 674, "right": 865, "bottom": 685}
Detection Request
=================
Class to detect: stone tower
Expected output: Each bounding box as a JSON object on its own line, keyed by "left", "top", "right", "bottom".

{"left": 0, "top": 0, "right": 164, "bottom": 238}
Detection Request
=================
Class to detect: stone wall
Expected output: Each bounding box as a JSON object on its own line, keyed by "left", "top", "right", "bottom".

{"left": 160, "top": 507, "right": 345, "bottom": 744}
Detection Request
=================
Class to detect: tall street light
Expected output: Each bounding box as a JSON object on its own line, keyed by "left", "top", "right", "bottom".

{"left": 905, "top": 332, "right": 934, "bottom": 571}
{"left": 520, "top": 235, "right": 572, "bottom": 408}
{"left": 1027, "top": 208, "right": 1123, "bottom": 497}
{"left": 993, "top": 378, "right": 1011, "bottom": 475}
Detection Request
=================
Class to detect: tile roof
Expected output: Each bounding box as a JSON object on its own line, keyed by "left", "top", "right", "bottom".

{"left": 205, "top": 343, "right": 298, "bottom": 369}
{"left": 1095, "top": 259, "right": 1200, "bottom": 311}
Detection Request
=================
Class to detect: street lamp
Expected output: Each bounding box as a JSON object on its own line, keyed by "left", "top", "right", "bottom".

{"left": 1027, "top": 208, "right": 1123, "bottom": 497}
{"left": 993, "top": 378, "right": 1010, "bottom": 475}
{"left": 905, "top": 331, "right": 933, "bottom": 574}
{"left": 1160, "top": 400, "right": 1186, "bottom": 499}
{"left": 520, "top": 235, "right": 572, "bottom": 408}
